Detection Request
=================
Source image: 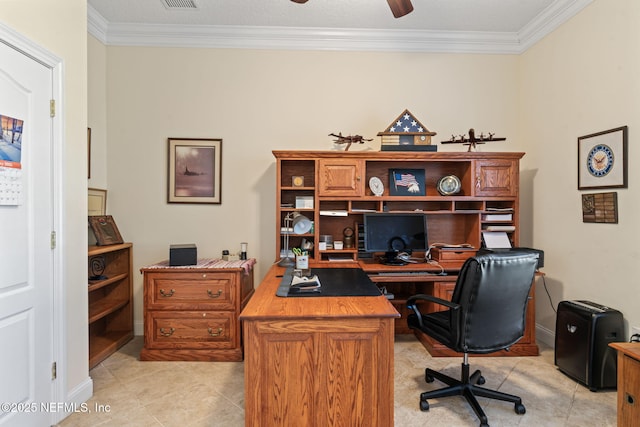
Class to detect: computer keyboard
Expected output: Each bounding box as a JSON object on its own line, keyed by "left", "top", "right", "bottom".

{"left": 376, "top": 271, "right": 441, "bottom": 276}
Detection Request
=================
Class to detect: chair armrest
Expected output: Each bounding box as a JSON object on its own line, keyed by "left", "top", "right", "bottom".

{"left": 406, "top": 294, "right": 461, "bottom": 330}
{"left": 407, "top": 293, "right": 458, "bottom": 309}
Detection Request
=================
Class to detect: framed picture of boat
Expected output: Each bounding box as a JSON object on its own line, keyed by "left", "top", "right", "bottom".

{"left": 168, "top": 138, "right": 222, "bottom": 204}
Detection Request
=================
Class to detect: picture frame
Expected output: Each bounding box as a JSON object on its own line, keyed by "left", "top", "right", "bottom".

{"left": 168, "top": 138, "right": 222, "bottom": 204}
{"left": 581, "top": 192, "right": 618, "bottom": 224}
{"left": 87, "top": 128, "right": 91, "bottom": 179}
{"left": 88, "top": 215, "right": 124, "bottom": 246}
{"left": 389, "top": 169, "right": 426, "bottom": 196}
{"left": 578, "top": 126, "right": 627, "bottom": 190}
{"left": 88, "top": 188, "right": 107, "bottom": 216}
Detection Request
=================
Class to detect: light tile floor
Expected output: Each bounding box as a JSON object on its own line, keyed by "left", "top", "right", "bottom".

{"left": 58, "top": 336, "right": 616, "bottom": 427}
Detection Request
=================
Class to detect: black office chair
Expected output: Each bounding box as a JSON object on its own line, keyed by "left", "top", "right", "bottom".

{"left": 407, "top": 251, "right": 538, "bottom": 427}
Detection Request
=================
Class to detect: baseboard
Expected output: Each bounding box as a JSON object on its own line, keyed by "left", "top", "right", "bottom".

{"left": 134, "top": 320, "right": 144, "bottom": 336}
{"left": 536, "top": 322, "right": 555, "bottom": 348}
{"left": 53, "top": 376, "right": 93, "bottom": 425}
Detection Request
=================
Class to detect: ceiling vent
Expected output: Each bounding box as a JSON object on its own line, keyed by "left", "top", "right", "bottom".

{"left": 161, "top": 0, "right": 198, "bottom": 10}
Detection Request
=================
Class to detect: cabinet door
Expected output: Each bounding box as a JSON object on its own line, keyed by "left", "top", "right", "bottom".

{"left": 243, "top": 317, "right": 393, "bottom": 426}
{"left": 619, "top": 354, "right": 640, "bottom": 426}
{"left": 318, "top": 159, "right": 364, "bottom": 196}
{"left": 474, "top": 159, "right": 517, "bottom": 197}
{"left": 433, "top": 282, "right": 455, "bottom": 312}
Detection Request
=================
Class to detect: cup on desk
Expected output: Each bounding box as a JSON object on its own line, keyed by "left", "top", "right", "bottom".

{"left": 295, "top": 255, "right": 309, "bottom": 269}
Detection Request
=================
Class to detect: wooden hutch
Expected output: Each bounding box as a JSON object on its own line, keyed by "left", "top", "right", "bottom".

{"left": 273, "top": 150, "right": 538, "bottom": 356}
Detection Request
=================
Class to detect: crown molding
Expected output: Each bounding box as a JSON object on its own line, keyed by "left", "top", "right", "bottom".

{"left": 518, "top": 0, "right": 593, "bottom": 52}
{"left": 88, "top": 0, "right": 592, "bottom": 54}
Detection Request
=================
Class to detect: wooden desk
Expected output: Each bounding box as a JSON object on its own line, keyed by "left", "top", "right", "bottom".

{"left": 609, "top": 342, "right": 640, "bottom": 426}
{"left": 240, "top": 264, "right": 400, "bottom": 427}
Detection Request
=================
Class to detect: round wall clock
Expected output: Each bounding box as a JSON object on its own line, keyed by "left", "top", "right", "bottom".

{"left": 586, "top": 144, "right": 614, "bottom": 177}
{"left": 369, "top": 176, "right": 384, "bottom": 196}
{"left": 437, "top": 175, "right": 461, "bottom": 195}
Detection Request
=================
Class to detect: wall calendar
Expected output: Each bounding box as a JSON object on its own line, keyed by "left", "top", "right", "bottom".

{"left": 0, "top": 114, "right": 24, "bottom": 206}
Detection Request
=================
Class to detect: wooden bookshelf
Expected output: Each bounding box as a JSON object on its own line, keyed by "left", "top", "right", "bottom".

{"left": 88, "top": 243, "right": 133, "bottom": 368}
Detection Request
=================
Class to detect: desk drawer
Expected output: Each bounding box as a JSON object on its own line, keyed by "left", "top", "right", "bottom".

{"left": 145, "top": 310, "right": 236, "bottom": 350}
{"left": 431, "top": 247, "right": 477, "bottom": 262}
{"left": 145, "top": 271, "right": 236, "bottom": 310}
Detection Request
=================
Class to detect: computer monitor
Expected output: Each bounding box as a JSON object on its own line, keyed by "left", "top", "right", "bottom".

{"left": 363, "top": 213, "right": 428, "bottom": 265}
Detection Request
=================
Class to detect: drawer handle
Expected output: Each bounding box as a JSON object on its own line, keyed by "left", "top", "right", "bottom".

{"left": 208, "top": 327, "right": 223, "bottom": 337}
{"left": 159, "top": 288, "right": 175, "bottom": 297}
{"left": 476, "top": 176, "right": 481, "bottom": 189}
{"left": 159, "top": 327, "right": 175, "bottom": 337}
{"left": 207, "top": 289, "right": 222, "bottom": 298}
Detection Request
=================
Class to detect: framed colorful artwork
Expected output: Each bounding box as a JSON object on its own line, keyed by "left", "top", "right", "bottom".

{"left": 389, "top": 169, "right": 425, "bottom": 196}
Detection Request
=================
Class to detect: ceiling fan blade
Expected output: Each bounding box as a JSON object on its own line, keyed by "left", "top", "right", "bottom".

{"left": 290, "top": 0, "right": 309, "bottom": 3}
{"left": 387, "top": 0, "right": 413, "bottom": 18}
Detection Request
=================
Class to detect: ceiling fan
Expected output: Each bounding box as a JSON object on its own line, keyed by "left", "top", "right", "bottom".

{"left": 290, "top": 0, "right": 414, "bottom": 19}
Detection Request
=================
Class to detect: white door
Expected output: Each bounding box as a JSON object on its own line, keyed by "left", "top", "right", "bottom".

{"left": 0, "top": 38, "right": 55, "bottom": 426}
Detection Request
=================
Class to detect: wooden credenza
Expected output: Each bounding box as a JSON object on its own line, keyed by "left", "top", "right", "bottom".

{"left": 609, "top": 342, "right": 640, "bottom": 426}
{"left": 240, "top": 264, "right": 399, "bottom": 426}
{"left": 139, "top": 258, "right": 255, "bottom": 361}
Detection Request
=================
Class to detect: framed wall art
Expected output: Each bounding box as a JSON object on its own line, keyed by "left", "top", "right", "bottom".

{"left": 88, "top": 215, "right": 124, "bottom": 246}
{"left": 581, "top": 192, "right": 618, "bottom": 224}
{"left": 578, "top": 126, "right": 628, "bottom": 190}
{"left": 88, "top": 188, "right": 107, "bottom": 216}
{"left": 168, "top": 138, "right": 222, "bottom": 204}
{"left": 87, "top": 127, "right": 91, "bottom": 179}
{"left": 389, "top": 169, "right": 425, "bottom": 196}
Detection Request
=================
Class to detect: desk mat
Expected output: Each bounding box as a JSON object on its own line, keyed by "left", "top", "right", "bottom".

{"left": 276, "top": 268, "right": 382, "bottom": 298}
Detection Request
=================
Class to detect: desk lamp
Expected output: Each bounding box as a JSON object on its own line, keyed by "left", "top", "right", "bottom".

{"left": 278, "top": 212, "right": 312, "bottom": 267}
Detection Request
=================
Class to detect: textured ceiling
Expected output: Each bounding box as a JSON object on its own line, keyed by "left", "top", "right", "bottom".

{"left": 87, "top": 0, "right": 592, "bottom": 53}
{"left": 88, "top": 0, "right": 556, "bottom": 32}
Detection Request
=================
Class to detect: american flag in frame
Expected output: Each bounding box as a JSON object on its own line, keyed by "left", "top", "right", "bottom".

{"left": 389, "top": 169, "right": 425, "bottom": 196}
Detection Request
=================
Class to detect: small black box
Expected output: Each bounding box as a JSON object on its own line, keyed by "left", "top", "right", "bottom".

{"left": 170, "top": 244, "right": 197, "bottom": 266}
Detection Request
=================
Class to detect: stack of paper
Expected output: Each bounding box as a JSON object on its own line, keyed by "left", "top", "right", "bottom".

{"left": 481, "top": 231, "right": 512, "bottom": 249}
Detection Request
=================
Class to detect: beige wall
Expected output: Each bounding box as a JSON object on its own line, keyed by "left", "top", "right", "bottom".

{"left": 0, "top": 0, "right": 89, "bottom": 405}
{"left": 88, "top": 35, "right": 108, "bottom": 190}
{"left": 519, "top": 0, "right": 640, "bottom": 339}
{"left": 101, "top": 48, "right": 520, "bottom": 331}
{"left": 91, "top": 0, "right": 640, "bottom": 344}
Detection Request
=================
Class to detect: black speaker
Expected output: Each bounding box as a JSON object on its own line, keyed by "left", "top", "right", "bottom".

{"left": 554, "top": 300, "right": 624, "bottom": 391}
{"left": 169, "top": 244, "right": 197, "bottom": 266}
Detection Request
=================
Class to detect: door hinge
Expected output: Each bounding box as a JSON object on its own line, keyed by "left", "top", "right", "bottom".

{"left": 50, "top": 99, "right": 55, "bottom": 117}
{"left": 51, "top": 362, "right": 57, "bottom": 380}
{"left": 50, "top": 231, "right": 56, "bottom": 249}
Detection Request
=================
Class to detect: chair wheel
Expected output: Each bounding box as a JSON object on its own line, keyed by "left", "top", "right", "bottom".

{"left": 425, "top": 373, "right": 435, "bottom": 383}
{"left": 480, "top": 423, "right": 489, "bottom": 427}
{"left": 477, "top": 375, "right": 486, "bottom": 385}
{"left": 420, "top": 399, "right": 430, "bottom": 411}
{"left": 515, "top": 403, "right": 526, "bottom": 414}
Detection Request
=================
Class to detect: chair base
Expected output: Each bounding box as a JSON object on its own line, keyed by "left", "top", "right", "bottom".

{"left": 419, "top": 361, "right": 525, "bottom": 427}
